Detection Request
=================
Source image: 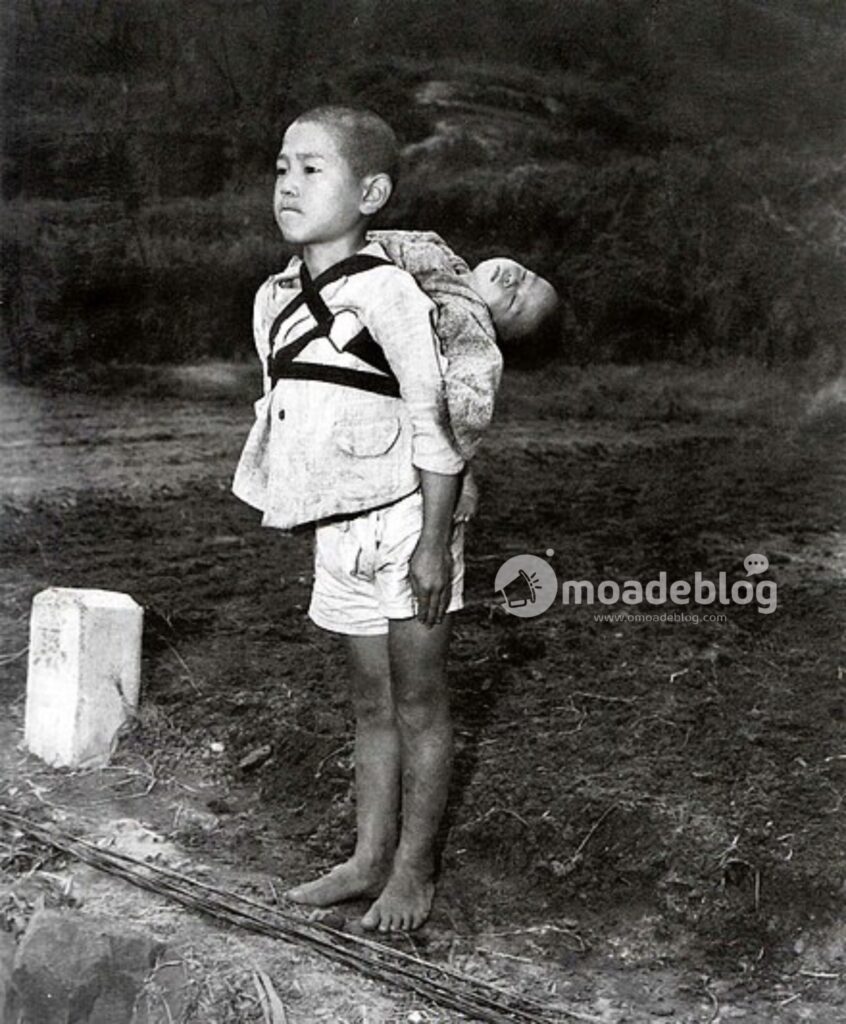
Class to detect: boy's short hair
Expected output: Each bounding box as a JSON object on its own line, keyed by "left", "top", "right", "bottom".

{"left": 294, "top": 105, "right": 400, "bottom": 184}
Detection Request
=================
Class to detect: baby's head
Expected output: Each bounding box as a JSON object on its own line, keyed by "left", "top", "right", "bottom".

{"left": 469, "top": 258, "right": 559, "bottom": 343}
{"left": 274, "top": 106, "right": 398, "bottom": 245}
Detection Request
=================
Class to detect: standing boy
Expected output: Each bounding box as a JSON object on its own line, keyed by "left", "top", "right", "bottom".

{"left": 233, "top": 107, "right": 465, "bottom": 931}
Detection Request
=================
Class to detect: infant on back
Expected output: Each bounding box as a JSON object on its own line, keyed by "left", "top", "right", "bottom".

{"left": 369, "top": 230, "right": 558, "bottom": 462}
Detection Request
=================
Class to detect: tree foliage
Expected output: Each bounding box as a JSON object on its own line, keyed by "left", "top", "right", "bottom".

{"left": 2, "top": 0, "right": 844, "bottom": 374}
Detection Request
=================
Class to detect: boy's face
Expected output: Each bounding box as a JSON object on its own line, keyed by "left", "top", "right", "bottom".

{"left": 470, "top": 258, "right": 558, "bottom": 341}
{"left": 274, "top": 120, "right": 367, "bottom": 248}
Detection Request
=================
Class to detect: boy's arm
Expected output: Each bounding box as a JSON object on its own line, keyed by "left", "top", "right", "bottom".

{"left": 364, "top": 270, "right": 464, "bottom": 627}
{"left": 254, "top": 266, "right": 301, "bottom": 396}
{"left": 364, "top": 271, "right": 464, "bottom": 478}
{"left": 412, "top": 469, "right": 461, "bottom": 626}
{"left": 253, "top": 280, "right": 273, "bottom": 395}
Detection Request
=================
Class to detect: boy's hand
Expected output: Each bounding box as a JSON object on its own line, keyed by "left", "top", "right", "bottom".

{"left": 409, "top": 538, "right": 453, "bottom": 627}
{"left": 414, "top": 468, "right": 461, "bottom": 627}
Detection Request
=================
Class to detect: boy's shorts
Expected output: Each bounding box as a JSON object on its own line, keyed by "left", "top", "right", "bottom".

{"left": 308, "top": 489, "right": 465, "bottom": 636}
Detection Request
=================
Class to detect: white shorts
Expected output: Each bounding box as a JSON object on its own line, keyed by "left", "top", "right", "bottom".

{"left": 308, "top": 489, "right": 465, "bottom": 636}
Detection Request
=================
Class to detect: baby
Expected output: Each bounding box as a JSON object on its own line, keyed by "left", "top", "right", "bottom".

{"left": 372, "top": 231, "right": 558, "bottom": 348}
{"left": 369, "top": 230, "right": 559, "bottom": 519}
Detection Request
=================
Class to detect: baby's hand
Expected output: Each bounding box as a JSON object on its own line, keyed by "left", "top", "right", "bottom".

{"left": 453, "top": 470, "right": 479, "bottom": 523}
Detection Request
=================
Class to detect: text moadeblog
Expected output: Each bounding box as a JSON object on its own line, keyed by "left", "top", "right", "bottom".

{"left": 561, "top": 571, "right": 777, "bottom": 615}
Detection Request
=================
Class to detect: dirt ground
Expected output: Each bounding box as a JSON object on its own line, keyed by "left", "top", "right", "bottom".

{"left": 1, "top": 362, "right": 845, "bottom": 1023}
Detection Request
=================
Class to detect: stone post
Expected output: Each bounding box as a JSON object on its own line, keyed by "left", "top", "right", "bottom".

{"left": 24, "top": 588, "right": 143, "bottom": 768}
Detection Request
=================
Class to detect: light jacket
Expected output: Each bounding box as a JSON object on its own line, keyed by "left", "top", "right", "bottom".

{"left": 232, "top": 242, "right": 464, "bottom": 530}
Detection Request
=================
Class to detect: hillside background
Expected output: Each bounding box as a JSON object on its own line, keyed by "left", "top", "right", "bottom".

{"left": 1, "top": 0, "right": 845, "bottom": 377}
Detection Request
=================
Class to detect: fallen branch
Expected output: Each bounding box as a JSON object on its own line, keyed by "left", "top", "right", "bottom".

{"left": 0, "top": 807, "right": 603, "bottom": 1024}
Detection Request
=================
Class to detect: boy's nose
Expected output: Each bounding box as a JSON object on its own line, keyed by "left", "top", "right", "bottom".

{"left": 278, "top": 172, "right": 298, "bottom": 196}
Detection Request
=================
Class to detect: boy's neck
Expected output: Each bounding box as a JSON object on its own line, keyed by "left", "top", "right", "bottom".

{"left": 303, "top": 230, "right": 368, "bottom": 278}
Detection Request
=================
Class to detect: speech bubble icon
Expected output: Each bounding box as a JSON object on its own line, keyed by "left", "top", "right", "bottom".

{"left": 744, "top": 553, "right": 769, "bottom": 576}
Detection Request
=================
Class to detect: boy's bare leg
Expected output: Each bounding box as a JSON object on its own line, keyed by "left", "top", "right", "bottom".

{"left": 361, "top": 614, "right": 453, "bottom": 932}
{"left": 286, "top": 634, "right": 400, "bottom": 906}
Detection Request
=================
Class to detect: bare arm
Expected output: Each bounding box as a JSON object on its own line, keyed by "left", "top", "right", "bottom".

{"left": 410, "top": 469, "right": 461, "bottom": 627}
{"left": 453, "top": 466, "right": 479, "bottom": 523}
{"left": 364, "top": 270, "right": 464, "bottom": 478}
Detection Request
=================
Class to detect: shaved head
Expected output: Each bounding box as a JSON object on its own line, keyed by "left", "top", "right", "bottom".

{"left": 292, "top": 106, "right": 399, "bottom": 183}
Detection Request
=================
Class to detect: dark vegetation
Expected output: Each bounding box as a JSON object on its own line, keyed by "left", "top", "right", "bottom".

{"left": 1, "top": 0, "right": 845, "bottom": 377}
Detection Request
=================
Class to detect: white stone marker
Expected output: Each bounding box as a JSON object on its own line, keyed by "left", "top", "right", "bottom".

{"left": 25, "top": 588, "right": 143, "bottom": 768}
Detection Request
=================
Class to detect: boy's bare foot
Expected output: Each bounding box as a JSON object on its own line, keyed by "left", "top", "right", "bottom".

{"left": 360, "top": 865, "right": 434, "bottom": 932}
{"left": 285, "top": 857, "right": 387, "bottom": 907}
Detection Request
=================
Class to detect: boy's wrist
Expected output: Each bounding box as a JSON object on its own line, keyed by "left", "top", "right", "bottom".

{"left": 418, "top": 469, "right": 461, "bottom": 547}
{"left": 417, "top": 528, "right": 451, "bottom": 549}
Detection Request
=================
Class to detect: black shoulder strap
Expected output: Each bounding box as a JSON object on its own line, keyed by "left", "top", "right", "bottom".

{"left": 266, "top": 252, "right": 401, "bottom": 397}
{"left": 313, "top": 253, "right": 393, "bottom": 288}
{"left": 268, "top": 253, "right": 393, "bottom": 353}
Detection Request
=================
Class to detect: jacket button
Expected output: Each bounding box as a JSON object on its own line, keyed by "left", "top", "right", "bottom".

{"left": 277, "top": 408, "right": 285, "bottom": 421}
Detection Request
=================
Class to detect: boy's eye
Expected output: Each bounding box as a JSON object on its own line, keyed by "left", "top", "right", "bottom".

{"left": 304, "top": 165, "right": 320, "bottom": 174}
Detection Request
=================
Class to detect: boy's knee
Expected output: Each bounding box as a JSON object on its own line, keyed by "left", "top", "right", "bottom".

{"left": 354, "top": 693, "right": 395, "bottom": 725}
{"left": 395, "top": 686, "right": 449, "bottom": 733}
{"left": 350, "top": 672, "right": 394, "bottom": 723}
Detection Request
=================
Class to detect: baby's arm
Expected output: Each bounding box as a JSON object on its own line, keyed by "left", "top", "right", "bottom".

{"left": 454, "top": 466, "right": 479, "bottom": 523}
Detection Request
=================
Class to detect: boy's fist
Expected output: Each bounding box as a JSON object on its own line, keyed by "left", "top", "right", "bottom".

{"left": 409, "top": 540, "right": 453, "bottom": 627}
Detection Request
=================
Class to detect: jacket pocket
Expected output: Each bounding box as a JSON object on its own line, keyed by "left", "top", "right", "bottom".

{"left": 334, "top": 417, "right": 401, "bottom": 458}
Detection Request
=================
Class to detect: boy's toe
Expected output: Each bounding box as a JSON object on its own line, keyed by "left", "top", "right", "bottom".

{"left": 361, "top": 904, "right": 382, "bottom": 931}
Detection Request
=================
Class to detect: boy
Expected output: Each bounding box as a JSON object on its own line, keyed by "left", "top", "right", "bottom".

{"left": 234, "top": 105, "right": 466, "bottom": 934}
{"left": 232, "top": 106, "right": 555, "bottom": 932}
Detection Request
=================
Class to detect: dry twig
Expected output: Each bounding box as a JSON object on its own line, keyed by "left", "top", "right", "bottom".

{"left": 0, "top": 645, "right": 28, "bottom": 666}
{"left": 253, "top": 968, "right": 289, "bottom": 1023}
{"left": 572, "top": 805, "right": 617, "bottom": 863}
{"left": 0, "top": 807, "right": 601, "bottom": 1024}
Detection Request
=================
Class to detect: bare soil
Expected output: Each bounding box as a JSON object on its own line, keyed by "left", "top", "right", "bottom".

{"left": 1, "top": 363, "right": 845, "bottom": 1023}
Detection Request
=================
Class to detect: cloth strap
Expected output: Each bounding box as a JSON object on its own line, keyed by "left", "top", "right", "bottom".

{"left": 267, "top": 254, "right": 400, "bottom": 398}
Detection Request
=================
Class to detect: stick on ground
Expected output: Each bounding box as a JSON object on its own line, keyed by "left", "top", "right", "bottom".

{"left": 0, "top": 807, "right": 605, "bottom": 1024}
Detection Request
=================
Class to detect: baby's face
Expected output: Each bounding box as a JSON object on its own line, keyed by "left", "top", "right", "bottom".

{"left": 469, "top": 258, "right": 558, "bottom": 341}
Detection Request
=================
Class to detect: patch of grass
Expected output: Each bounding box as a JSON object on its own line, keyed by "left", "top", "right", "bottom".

{"left": 493, "top": 359, "right": 819, "bottom": 427}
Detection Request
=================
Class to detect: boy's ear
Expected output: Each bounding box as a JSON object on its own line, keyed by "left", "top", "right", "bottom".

{"left": 360, "top": 173, "right": 393, "bottom": 215}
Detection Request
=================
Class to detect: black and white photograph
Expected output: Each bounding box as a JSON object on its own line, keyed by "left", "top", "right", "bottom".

{"left": 1, "top": 1, "right": 844, "bottom": 1021}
